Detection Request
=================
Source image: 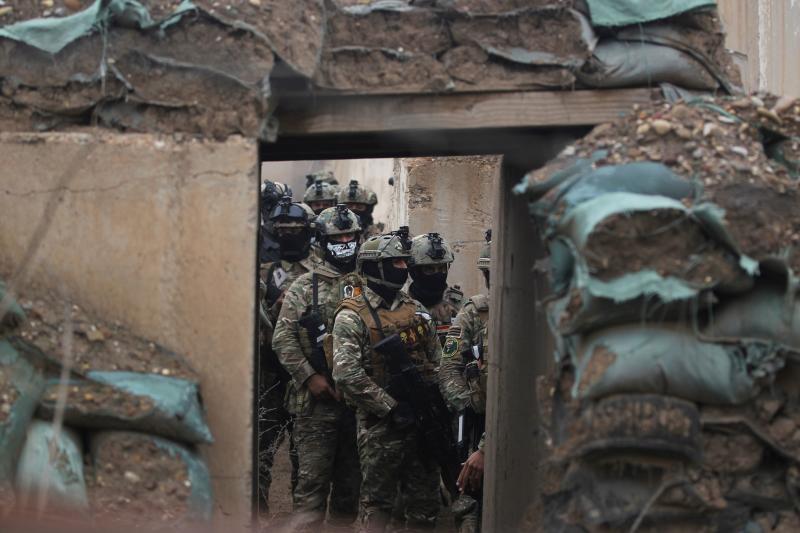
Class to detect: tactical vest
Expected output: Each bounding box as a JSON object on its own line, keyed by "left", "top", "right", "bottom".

{"left": 337, "top": 294, "right": 434, "bottom": 388}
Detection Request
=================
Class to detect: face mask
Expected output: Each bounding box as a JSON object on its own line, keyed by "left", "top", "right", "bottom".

{"left": 409, "top": 270, "right": 448, "bottom": 307}
{"left": 324, "top": 240, "right": 358, "bottom": 272}
{"left": 277, "top": 233, "right": 311, "bottom": 261}
{"left": 380, "top": 259, "right": 408, "bottom": 288}
{"left": 326, "top": 241, "right": 357, "bottom": 260}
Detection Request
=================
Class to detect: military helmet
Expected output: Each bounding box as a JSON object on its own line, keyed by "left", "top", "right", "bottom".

{"left": 409, "top": 233, "right": 454, "bottom": 266}
{"left": 477, "top": 229, "right": 491, "bottom": 271}
{"left": 269, "top": 196, "right": 315, "bottom": 229}
{"left": 303, "top": 180, "right": 338, "bottom": 203}
{"left": 338, "top": 179, "right": 378, "bottom": 206}
{"left": 358, "top": 233, "right": 412, "bottom": 288}
{"left": 358, "top": 233, "right": 411, "bottom": 266}
{"left": 305, "top": 170, "right": 338, "bottom": 188}
{"left": 316, "top": 204, "right": 362, "bottom": 236}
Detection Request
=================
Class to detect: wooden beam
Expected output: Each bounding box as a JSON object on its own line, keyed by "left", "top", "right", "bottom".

{"left": 275, "top": 88, "right": 657, "bottom": 135}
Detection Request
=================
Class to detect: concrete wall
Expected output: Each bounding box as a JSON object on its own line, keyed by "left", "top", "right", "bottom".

{"left": 401, "top": 156, "right": 499, "bottom": 299}
{"left": 0, "top": 132, "right": 259, "bottom": 529}
{"left": 718, "top": 0, "right": 800, "bottom": 95}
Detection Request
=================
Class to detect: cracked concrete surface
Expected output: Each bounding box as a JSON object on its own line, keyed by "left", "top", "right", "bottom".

{"left": 0, "top": 131, "right": 259, "bottom": 528}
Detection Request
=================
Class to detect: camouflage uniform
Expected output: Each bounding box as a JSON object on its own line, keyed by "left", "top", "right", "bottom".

{"left": 439, "top": 231, "right": 491, "bottom": 533}
{"left": 332, "top": 285, "right": 443, "bottom": 531}
{"left": 258, "top": 256, "right": 317, "bottom": 513}
{"left": 272, "top": 261, "right": 362, "bottom": 524}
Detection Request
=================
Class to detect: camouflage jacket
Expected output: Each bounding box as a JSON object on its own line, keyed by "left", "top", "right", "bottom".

{"left": 260, "top": 255, "right": 318, "bottom": 322}
{"left": 332, "top": 287, "right": 442, "bottom": 418}
{"left": 426, "top": 288, "right": 465, "bottom": 346}
{"left": 272, "top": 261, "right": 362, "bottom": 415}
{"left": 439, "top": 294, "right": 489, "bottom": 413}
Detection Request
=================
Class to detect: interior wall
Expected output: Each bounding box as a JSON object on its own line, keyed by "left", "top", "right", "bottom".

{"left": 400, "top": 156, "right": 499, "bottom": 299}
{"left": 718, "top": 0, "right": 800, "bottom": 95}
{"left": 0, "top": 132, "right": 259, "bottom": 529}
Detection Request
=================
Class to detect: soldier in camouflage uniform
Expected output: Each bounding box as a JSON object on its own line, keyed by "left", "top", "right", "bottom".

{"left": 258, "top": 197, "right": 318, "bottom": 515}
{"left": 306, "top": 169, "right": 339, "bottom": 188}
{"left": 332, "top": 233, "right": 443, "bottom": 532}
{"left": 273, "top": 205, "right": 363, "bottom": 527}
{"left": 408, "top": 233, "right": 464, "bottom": 346}
{"left": 303, "top": 179, "right": 339, "bottom": 215}
{"left": 260, "top": 180, "right": 292, "bottom": 264}
{"left": 439, "top": 231, "right": 492, "bottom": 533}
{"left": 337, "top": 179, "right": 380, "bottom": 238}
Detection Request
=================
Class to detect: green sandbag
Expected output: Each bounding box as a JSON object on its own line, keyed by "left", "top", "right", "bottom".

{"left": 568, "top": 324, "right": 784, "bottom": 404}
{"left": 38, "top": 371, "right": 213, "bottom": 445}
{"left": 547, "top": 283, "right": 716, "bottom": 336}
{"left": 90, "top": 431, "right": 213, "bottom": 522}
{"left": 553, "top": 193, "right": 753, "bottom": 303}
{"left": 0, "top": 281, "right": 25, "bottom": 336}
{"left": 703, "top": 283, "right": 800, "bottom": 351}
{"left": 0, "top": 340, "right": 45, "bottom": 487}
{"left": 584, "top": 0, "right": 715, "bottom": 27}
{"left": 15, "top": 420, "right": 88, "bottom": 511}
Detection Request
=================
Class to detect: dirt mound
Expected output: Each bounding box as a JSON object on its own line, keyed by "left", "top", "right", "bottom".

{"left": 14, "top": 286, "right": 196, "bottom": 380}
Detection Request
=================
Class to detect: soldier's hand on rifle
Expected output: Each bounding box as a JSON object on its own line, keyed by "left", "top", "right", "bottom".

{"left": 389, "top": 401, "right": 415, "bottom": 430}
{"left": 306, "top": 373, "right": 340, "bottom": 401}
{"left": 457, "top": 449, "right": 484, "bottom": 493}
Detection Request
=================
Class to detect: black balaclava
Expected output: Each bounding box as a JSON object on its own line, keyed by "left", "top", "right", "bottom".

{"left": 409, "top": 268, "right": 448, "bottom": 308}
{"left": 363, "top": 259, "right": 408, "bottom": 305}
{"left": 276, "top": 228, "right": 312, "bottom": 261}
{"left": 358, "top": 207, "right": 375, "bottom": 230}
{"left": 323, "top": 236, "right": 359, "bottom": 273}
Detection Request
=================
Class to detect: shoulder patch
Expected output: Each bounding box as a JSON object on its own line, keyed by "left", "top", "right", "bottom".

{"left": 442, "top": 337, "right": 459, "bottom": 358}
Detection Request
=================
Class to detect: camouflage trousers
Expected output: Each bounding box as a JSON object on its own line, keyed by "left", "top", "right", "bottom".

{"left": 293, "top": 399, "right": 361, "bottom": 526}
{"left": 356, "top": 413, "right": 441, "bottom": 532}
{"left": 258, "top": 368, "right": 298, "bottom": 515}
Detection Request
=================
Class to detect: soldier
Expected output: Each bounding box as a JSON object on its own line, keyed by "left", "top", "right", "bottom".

{"left": 258, "top": 197, "right": 317, "bottom": 515}
{"left": 272, "top": 205, "right": 363, "bottom": 527}
{"left": 303, "top": 179, "right": 339, "bottom": 215}
{"left": 439, "top": 230, "right": 492, "bottom": 533}
{"left": 306, "top": 169, "right": 339, "bottom": 188}
{"left": 337, "top": 179, "right": 380, "bottom": 237}
{"left": 260, "top": 180, "right": 291, "bottom": 264}
{"left": 332, "top": 232, "right": 443, "bottom": 532}
{"left": 408, "top": 233, "right": 464, "bottom": 345}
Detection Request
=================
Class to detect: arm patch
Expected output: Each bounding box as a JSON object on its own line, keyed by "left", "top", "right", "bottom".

{"left": 442, "top": 337, "right": 459, "bottom": 358}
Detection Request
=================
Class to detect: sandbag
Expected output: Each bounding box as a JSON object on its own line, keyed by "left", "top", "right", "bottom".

{"left": 38, "top": 371, "right": 213, "bottom": 445}
{"left": 568, "top": 324, "right": 785, "bottom": 404}
{"left": 703, "top": 284, "right": 800, "bottom": 351}
{"left": 0, "top": 340, "right": 45, "bottom": 486}
{"left": 547, "top": 283, "right": 716, "bottom": 336}
{"left": 552, "top": 193, "right": 753, "bottom": 304}
{"left": 583, "top": 0, "right": 715, "bottom": 27}
{"left": 15, "top": 420, "right": 88, "bottom": 511}
{"left": 89, "top": 431, "right": 213, "bottom": 523}
{"left": 0, "top": 280, "right": 25, "bottom": 336}
{"left": 576, "top": 39, "right": 719, "bottom": 90}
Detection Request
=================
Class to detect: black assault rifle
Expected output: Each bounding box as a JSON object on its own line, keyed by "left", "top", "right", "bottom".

{"left": 297, "top": 273, "right": 333, "bottom": 384}
{"left": 374, "top": 333, "right": 463, "bottom": 498}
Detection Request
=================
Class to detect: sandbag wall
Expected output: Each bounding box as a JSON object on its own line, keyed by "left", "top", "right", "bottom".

{"left": 0, "top": 0, "right": 741, "bottom": 138}
{"left": 516, "top": 95, "right": 800, "bottom": 531}
{"left": 0, "top": 281, "right": 214, "bottom": 525}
